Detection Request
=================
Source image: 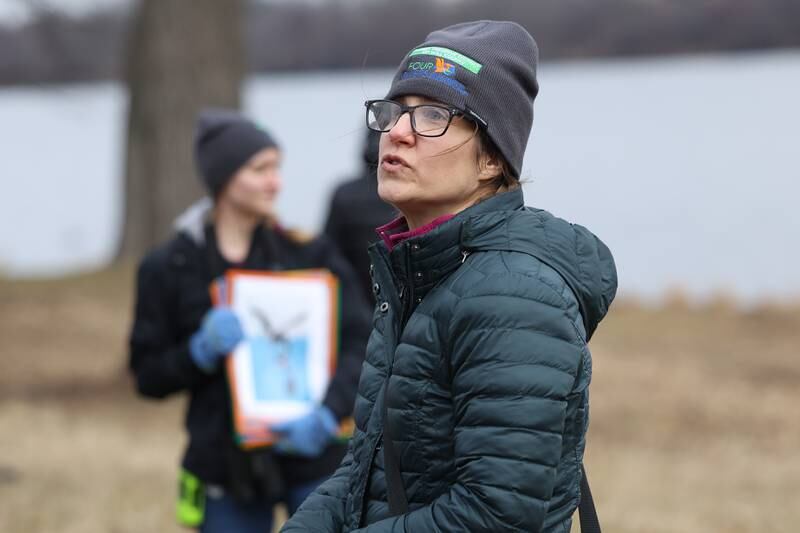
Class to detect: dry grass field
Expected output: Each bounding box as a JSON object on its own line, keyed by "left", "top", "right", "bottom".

{"left": 1, "top": 266, "right": 798, "bottom": 532}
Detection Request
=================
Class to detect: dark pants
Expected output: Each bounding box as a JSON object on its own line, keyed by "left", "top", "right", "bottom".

{"left": 200, "top": 478, "right": 325, "bottom": 533}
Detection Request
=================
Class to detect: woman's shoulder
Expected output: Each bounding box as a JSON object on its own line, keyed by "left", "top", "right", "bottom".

{"left": 134, "top": 235, "right": 201, "bottom": 303}
{"left": 446, "top": 249, "right": 582, "bottom": 327}
{"left": 138, "top": 232, "right": 196, "bottom": 271}
{"left": 450, "top": 204, "right": 615, "bottom": 340}
{"left": 472, "top": 248, "right": 572, "bottom": 290}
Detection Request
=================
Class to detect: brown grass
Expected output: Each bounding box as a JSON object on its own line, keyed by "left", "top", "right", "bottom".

{"left": 1, "top": 270, "right": 798, "bottom": 532}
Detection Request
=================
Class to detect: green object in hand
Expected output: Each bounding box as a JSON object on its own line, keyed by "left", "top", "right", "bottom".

{"left": 177, "top": 468, "right": 205, "bottom": 528}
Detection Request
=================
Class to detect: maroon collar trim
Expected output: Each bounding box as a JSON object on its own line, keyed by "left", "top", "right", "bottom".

{"left": 376, "top": 213, "right": 456, "bottom": 251}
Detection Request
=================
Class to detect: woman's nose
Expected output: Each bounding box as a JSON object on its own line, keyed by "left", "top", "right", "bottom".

{"left": 387, "top": 112, "right": 415, "bottom": 143}
{"left": 266, "top": 170, "right": 282, "bottom": 192}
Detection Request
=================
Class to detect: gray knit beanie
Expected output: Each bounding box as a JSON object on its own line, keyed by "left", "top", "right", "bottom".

{"left": 194, "top": 108, "right": 279, "bottom": 197}
{"left": 385, "top": 20, "right": 539, "bottom": 178}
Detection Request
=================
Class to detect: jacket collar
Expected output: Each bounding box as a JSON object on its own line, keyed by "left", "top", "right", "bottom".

{"left": 376, "top": 213, "right": 456, "bottom": 251}
{"left": 369, "top": 188, "right": 525, "bottom": 304}
{"left": 174, "top": 197, "right": 214, "bottom": 246}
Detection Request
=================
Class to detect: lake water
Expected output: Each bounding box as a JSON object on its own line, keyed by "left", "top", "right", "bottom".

{"left": 1, "top": 50, "right": 799, "bottom": 303}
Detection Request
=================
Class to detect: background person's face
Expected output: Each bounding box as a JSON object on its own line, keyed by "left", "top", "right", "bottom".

{"left": 377, "top": 95, "right": 483, "bottom": 218}
{"left": 220, "top": 147, "right": 282, "bottom": 218}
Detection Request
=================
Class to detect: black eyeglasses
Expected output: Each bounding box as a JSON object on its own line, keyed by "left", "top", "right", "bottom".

{"left": 365, "top": 99, "right": 474, "bottom": 138}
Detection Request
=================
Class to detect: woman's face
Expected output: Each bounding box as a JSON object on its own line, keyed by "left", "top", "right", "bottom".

{"left": 377, "top": 95, "right": 486, "bottom": 220}
{"left": 220, "top": 147, "right": 282, "bottom": 218}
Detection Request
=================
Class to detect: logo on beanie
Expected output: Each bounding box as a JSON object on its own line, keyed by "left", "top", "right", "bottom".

{"left": 407, "top": 58, "right": 455, "bottom": 77}
{"left": 400, "top": 46, "right": 480, "bottom": 95}
{"left": 434, "top": 57, "right": 455, "bottom": 76}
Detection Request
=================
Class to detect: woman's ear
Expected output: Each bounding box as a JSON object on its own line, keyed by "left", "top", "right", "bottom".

{"left": 477, "top": 152, "right": 502, "bottom": 183}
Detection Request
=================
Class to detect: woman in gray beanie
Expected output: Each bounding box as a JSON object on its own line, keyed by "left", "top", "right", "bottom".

{"left": 282, "top": 21, "right": 617, "bottom": 533}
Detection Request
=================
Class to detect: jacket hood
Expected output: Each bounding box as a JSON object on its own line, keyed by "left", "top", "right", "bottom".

{"left": 460, "top": 188, "right": 617, "bottom": 341}
{"left": 173, "top": 197, "right": 213, "bottom": 246}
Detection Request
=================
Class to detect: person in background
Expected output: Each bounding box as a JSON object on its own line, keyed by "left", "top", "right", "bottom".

{"left": 281, "top": 21, "right": 617, "bottom": 532}
{"left": 323, "top": 129, "right": 396, "bottom": 304}
{"left": 128, "top": 109, "right": 371, "bottom": 533}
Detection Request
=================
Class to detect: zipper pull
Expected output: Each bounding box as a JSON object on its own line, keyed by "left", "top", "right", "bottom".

{"left": 461, "top": 250, "right": 471, "bottom": 264}
{"left": 398, "top": 284, "right": 406, "bottom": 300}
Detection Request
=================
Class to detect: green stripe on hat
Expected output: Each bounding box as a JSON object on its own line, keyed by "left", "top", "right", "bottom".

{"left": 409, "top": 46, "right": 483, "bottom": 74}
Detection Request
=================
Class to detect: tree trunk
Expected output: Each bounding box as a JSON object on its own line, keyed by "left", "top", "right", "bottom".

{"left": 117, "top": 0, "right": 244, "bottom": 260}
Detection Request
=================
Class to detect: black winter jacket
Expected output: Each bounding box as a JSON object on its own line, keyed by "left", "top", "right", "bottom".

{"left": 281, "top": 189, "right": 617, "bottom": 532}
{"left": 128, "top": 203, "right": 372, "bottom": 488}
{"left": 324, "top": 172, "right": 397, "bottom": 304}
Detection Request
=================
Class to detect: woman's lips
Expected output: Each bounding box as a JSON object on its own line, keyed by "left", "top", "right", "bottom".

{"left": 381, "top": 154, "right": 410, "bottom": 172}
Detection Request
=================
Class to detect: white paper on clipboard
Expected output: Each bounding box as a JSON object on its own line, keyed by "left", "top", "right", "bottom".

{"left": 218, "top": 269, "right": 339, "bottom": 448}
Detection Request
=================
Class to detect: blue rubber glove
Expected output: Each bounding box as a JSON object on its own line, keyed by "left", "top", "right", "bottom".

{"left": 189, "top": 307, "right": 244, "bottom": 373}
{"left": 271, "top": 406, "right": 338, "bottom": 458}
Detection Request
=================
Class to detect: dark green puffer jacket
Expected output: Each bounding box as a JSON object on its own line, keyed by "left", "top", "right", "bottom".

{"left": 282, "top": 188, "right": 617, "bottom": 532}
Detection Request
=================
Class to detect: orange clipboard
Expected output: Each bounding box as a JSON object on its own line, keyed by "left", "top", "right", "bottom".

{"left": 211, "top": 268, "right": 354, "bottom": 449}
